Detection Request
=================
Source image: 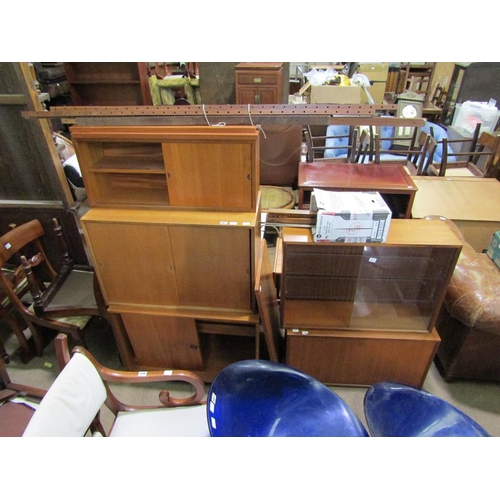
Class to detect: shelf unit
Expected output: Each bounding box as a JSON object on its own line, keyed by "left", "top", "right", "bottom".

{"left": 63, "top": 62, "right": 152, "bottom": 106}
{"left": 280, "top": 219, "right": 463, "bottom": 387}
{"left": 74, "top": 125, "right": 275, "bottom": 382}
{"left": 71, "top": 126, "right": 260, "bottom": 211}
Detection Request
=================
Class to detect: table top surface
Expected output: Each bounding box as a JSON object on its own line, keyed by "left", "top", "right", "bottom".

{"left": 411, "top": 176, "right": 500, "bottom": 220}
{"left": 298, "top": 162, "right": 417, "bottom": 192}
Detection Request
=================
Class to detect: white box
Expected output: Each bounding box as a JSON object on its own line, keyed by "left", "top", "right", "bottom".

{"left": 312, "top": 190, "right": 392, "bottom": 243}
{"left": 452, "top": 101, "right": 500, "bottom": 136}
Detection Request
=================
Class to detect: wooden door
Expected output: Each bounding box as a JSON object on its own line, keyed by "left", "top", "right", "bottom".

{"left": 83, "top": 221, "right": 179, "bottom": 306}
{"left": 121, "top": 313, "right": 203, "bottom": 369}
{"left": 169, "top": 226, "right": 252, "bottom": 311}
{"left": 163, "top": 140, "right": 255, "bottom": 210}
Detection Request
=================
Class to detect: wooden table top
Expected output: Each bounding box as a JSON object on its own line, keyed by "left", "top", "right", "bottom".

{"left": 298, "top": 162, "right": 417, "bottom": 193}
{"left": 411, "top": 176, "right": 500, "bottom": 221}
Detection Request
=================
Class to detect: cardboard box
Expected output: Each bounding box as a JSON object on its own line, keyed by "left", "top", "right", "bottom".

{"left": 358, "top": 63, "right": 389, "bottom": 83}
{"left": 486, "top": 231, "right": 500, "bottom": 270}
{"left": 367, "top": 82, "right": 386, "bottom": 104}
{"left": 309, "top": 85, "right": 363, "bottom": 104}
{"left": 312, "top": 190, "right": 392, "bottom": 243}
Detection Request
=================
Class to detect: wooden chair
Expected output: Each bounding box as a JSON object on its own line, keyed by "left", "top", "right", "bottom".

{"left": 352, "top": 128, "right": 371, "bottom": 163}
{"left": 372, "top": 130, "right": 438, "bottom": 175}
{"left": 429, "top": 130, "right": 500, "bottom": 177}
{"left": 0, "top": 351, "right": 46, "bottom": 436}
{"left": 304, "top": 125, "right": 359, "bottom": 162}
{"left": 19, "top": 334, "right": 208, "bottom": 437}
{"left": 0, "top": 218, "right": 109, "bottom": 357}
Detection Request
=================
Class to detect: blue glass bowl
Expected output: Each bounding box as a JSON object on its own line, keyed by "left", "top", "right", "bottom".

{"left": 207, "top": 360, "right": 368, "bottom": 437}
{"left": 364, "top": 382, "right": 491, "bottom": 437}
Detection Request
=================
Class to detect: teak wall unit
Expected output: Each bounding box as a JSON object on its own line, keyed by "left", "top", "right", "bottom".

{"left": 281, "top": 219, "right": 463, "bottom": 387}
{"left": 74, "top": 125, "right": 270, "bottom": 381}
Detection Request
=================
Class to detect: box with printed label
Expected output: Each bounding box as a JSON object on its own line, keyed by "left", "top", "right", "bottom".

{"left": 312, "top": 189, "right": 392, "bottom": 243}
{"left": 486, "top": 231, "right": 500, "bottom": 270}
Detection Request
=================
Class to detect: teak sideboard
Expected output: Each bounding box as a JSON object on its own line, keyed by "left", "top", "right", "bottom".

{"left": 73, "top": 125, "right": 280, "bottom": 382}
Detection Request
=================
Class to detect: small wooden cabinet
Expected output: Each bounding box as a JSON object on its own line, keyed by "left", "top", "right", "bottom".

{"left": 281, "top": 219, "right": 463, "bottom": 387}
{"left": 235, "top": 63, "right": 288, "bottom": 105}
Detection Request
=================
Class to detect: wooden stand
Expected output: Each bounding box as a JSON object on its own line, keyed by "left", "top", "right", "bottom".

{"left": 298, "top": 161, "right": 417, "bottom": 219}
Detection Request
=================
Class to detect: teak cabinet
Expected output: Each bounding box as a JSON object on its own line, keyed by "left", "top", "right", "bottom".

{"left": 235, "top": 63, "right": 287, "bottom": 105}
{"left": 71, "top": 126, "right": 260, "bottom": 211}
{"left": 75, "top": 125, "right": 273, "bottom": 382}
{"left": 280, "top": 219, "right": 463, "bottom": 387}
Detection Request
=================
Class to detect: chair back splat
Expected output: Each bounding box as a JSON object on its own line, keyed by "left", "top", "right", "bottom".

{"left": 207, "top": 359, "right": 368, "bottom": 437}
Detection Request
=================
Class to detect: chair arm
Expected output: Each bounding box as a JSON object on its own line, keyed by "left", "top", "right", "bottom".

{"left": 71, "top": 345, "right": 206, "bottom": 409}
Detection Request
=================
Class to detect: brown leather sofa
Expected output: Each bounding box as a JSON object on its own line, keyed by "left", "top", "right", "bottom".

{"left": 427, "top": 216, "right": 500, "bottom": 382}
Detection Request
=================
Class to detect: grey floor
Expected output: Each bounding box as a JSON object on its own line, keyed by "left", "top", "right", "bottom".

{"left": 2, "top": 310, "right": 500, "bottom": 437}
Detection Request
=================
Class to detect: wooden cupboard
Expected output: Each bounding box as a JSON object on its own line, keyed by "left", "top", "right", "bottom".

{"left": 71, "top": 126, "right": 260, "bottom": 211}
{"left": 75, "top": 125, "right": 273, "bottom": 381}
{"left": 235, "top": 63, "right": 288, "bottom": 105}
{"left": 280, "top": 219, "right": 463, "bottom": 387}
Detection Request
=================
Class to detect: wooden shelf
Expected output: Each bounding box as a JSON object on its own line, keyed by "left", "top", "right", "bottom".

{"left": 64, "top": 62, "right": 152, "bottom": 106}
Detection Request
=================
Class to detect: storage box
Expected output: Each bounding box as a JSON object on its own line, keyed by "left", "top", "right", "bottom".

{"left": 312, "top": 190, "right": 392, "bottom": 243}
{"left": 358, "top": 63, "right": 389, "bottom": 83}
{"left": 486, "top": 231, "right": 500, "bottom": 270}
{"left": 452, "top": 101, "right": 500, "bottom": 136}
{"left": 309, "top": 85, "right": 363, "bottom": 104}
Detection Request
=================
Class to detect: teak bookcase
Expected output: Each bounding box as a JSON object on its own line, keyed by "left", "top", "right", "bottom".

{"left": 280, "top": 219, "right": 463, "bottom": 387}
{"left": 74, "top": 125, "right": 276, "bottom": 382}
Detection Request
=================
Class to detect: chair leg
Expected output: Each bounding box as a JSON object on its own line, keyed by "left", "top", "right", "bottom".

{"left": 0, "top": 337, "right": 9, "bottom": 364}
{"left": 1, "top": 312, "right": 36, "bottom": 363}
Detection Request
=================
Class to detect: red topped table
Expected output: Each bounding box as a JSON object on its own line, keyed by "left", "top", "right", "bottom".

{"left": 298, "top": 161, "right": 418, "bottom": 218}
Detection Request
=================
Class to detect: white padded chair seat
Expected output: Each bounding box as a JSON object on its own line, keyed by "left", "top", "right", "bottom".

{"left": 110, "top": 404, "right": 209, "bottom": 437}
{"left": 23, "top": 352, "right": 107, "bottom": 437}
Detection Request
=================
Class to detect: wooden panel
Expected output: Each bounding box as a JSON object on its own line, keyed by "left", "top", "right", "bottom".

{"left": 163, "top": 141, "right": 255, "bottom": 209}
{"left": 121, "top": 313, "right": 203, "bottom": 369}
{"left": 169, "top": 226, "right": 252, "bottom": 310}
{"left": 82, "top": 221, "right": 178, "bottom": 306}
{"left": 255, "top": 240, "right": 284, "bottom": 362}
{"left": 286, "top": 328, "right": 441, "bottom": 387}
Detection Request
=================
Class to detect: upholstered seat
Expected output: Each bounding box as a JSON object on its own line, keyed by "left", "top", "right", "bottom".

{"left": 22, "top": 335, "right": 209, "bottom": 437}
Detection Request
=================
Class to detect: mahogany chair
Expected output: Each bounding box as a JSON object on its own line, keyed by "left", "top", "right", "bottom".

{"left": 0, "top": 218, "right": 109, "bottom": 357}
{"left": 0, "top": 352, "right": 46, "bottom": 436}
{"left": 23, "top": 334, "right": 208, "bottom": 437}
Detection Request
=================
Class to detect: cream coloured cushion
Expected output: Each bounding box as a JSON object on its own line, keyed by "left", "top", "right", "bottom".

{"left": 110, "top": 404, "right": 209, "bottom": 437}
{"left": 23, "top": 353, "right": 107, "bottom": 437}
